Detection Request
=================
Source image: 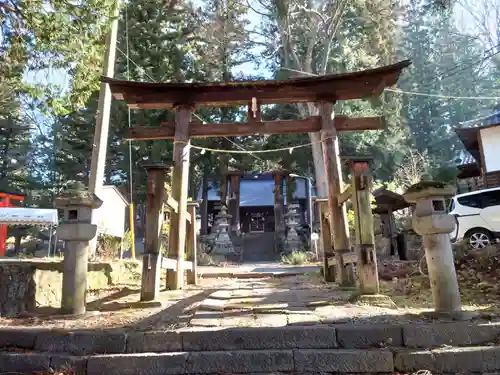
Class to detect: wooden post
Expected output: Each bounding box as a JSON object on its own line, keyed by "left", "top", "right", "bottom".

{"left": 186, "top": 201, "right": 199, "bottom": 285}
{"left": 285, "top": 174, "right": 293, "bottom": 207}
{"left": 228, "top": 172, "right": 243, "bottom": 234}
{"left": 273, "top": 172, "right": 286, "bottom": 236}
{"left": 220, "top": 174, "right": 228, "bottom": 208}
{"left": 201, "top": 173, "right": 209, "bottom": 235}
{"left": 318, "top": 102, "right": 354, "bottom": 286}
{"left": 166, "top": 105, "right": 192, "bottom": 290}
{"left": 350, "top": 160, "right": 379, "bottom": 294}
{"left": 141, "top": 164, "right": 168, "bottom": 301}
{"left": 318, "top": 200, "right": 335, "bottom": 282}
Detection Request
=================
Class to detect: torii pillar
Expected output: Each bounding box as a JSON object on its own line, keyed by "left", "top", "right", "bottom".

{"left": 319, "top": 102, "right": 355, "bottom": 286}
{"left": 166, "top": 104, "right": 192, "bottom": 290}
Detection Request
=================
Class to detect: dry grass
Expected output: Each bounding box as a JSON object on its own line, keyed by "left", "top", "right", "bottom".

{"left": 378, "top": 245, "right": 500, "bottom": 317}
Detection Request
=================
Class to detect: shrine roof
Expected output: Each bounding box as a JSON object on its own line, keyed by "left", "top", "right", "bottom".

{"left": 455, "top": 121, "right": 500, "bottom": 166}
{"left": 102, "top": 60, "right": 411, "bottom": 109}
{"left": 372, "top": 188, "right": 410, "bottom": 214}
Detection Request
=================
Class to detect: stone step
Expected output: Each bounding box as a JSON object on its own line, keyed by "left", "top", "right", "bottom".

{"left": 1, "top": 322, "right": 500, "bottom": 356}
{"left": 3, "top": 346, "right": 500, "bottom": 374}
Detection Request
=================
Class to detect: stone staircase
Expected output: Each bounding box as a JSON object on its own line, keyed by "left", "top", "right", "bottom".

{"left": 242, "top": 232, "right": 280, "bottom": 262}
{"left": 2, "top": 322, "right": 500, "bottom": 374}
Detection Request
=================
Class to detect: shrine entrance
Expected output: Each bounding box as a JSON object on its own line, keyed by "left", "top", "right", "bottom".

{"left": 103, "top": 60, "right": 410, "bottom": 298}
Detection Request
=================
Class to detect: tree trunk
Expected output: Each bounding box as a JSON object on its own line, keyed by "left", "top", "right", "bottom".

{"left": 298, "top": 103, "right": 328, "bottom": 198}
{"left": 309, "top": 132, "right": 328, "bottom": 197}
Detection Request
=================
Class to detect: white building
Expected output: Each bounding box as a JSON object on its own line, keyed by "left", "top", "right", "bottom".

{"left": 456, "top": 113, "right": 500, "bottom": 190}
{"left": 95, "top": 185, "right": 129, "bottom": 238}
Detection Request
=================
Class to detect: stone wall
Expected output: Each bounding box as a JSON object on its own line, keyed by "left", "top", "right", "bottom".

{"left": 0, "top": 259, "right": 140, "bottom": 317}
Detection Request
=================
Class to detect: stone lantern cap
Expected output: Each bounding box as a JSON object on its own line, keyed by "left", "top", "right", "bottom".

{"left": 55, "top": 182, "right": 103, "bottom": 209}
{"left": 403, "top": 181, "right": 456, "bottom": 204}
{"left": 187, "top": 200, "right": 201, "bottom": 208}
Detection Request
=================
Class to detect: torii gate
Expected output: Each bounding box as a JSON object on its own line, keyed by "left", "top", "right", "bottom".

{"left": 103, "top": 60, "right": 411, "bottom": 296}
{"left": 0, "top": 190, "right": 25, "bottom": 256}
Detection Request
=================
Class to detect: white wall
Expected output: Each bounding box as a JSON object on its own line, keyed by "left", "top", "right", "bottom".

{"left": 481, "top": 126, "right": 500, "bottom": 173}
{"left": 95, "top": 187, "right": 127, "bottom": 238}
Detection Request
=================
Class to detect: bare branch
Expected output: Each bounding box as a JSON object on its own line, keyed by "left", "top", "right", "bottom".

{"left": 246, "top": 0, "right": 272, "bottom": 17}
{"left": 318, "top": 0, "right": 348, "bottom": 74}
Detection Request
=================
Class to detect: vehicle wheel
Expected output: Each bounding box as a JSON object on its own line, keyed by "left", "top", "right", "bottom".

{"left": 466, "top": 229, "right": 492, "bottom": 249}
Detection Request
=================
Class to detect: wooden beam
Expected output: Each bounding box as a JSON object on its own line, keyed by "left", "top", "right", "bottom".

{"left": 338, "top": 185, "right": 352, "bottom": 206}
{"left": 328, "top": 252, "right": 358, "bottom": 265}
{"left": 102, "top": 60, "right": 411, "bottom": 108}
{"left": 161, "top": 257, "right": 193, "bottom": 271}
{"left": 125, "top": 116, "right": 385, "bottom": 141}
{"left": 164, "top": 195, "right": 192, "bottom": 223}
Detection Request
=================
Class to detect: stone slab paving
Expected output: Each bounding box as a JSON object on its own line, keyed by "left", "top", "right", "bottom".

{"left": 188, "top": 277, "right": 443, "bottom": 328}
{"left": 2, "top": 274, "right": 497, "bottom": 331}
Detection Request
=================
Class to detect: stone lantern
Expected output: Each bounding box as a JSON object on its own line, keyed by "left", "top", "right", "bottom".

{"left": 212, "top": 205, "right": 235, "bottom": 255}
{"left": 285, "top": 203, "right": 301, "bottom": 253}
{"left": 403, "top": 181, "right": 462, "bottom": 314}
{"left": 55, "top": 182, "right": 103, "bottom": 315}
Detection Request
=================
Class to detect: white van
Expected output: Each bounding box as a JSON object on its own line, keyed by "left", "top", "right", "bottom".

{"left": 449, "top": 187, "right": 500, "bottom": 248}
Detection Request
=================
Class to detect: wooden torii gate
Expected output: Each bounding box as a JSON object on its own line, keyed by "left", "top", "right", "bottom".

{"left": 103, "top": 60, "right": 411, "bottom": 295}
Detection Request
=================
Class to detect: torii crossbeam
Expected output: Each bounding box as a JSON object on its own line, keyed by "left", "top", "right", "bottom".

{"left": 103, "top": 59, "right": 411, "bottom": 295}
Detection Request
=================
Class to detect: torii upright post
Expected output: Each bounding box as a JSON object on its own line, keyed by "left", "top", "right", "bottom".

{"left": 141, "top": 164, "right": 168, "bottom": 301}
{"left": 319, "top": 101, "right": 355, "bottom": 286}
{"left": 350, "top": 158, "right": 379, "bottom": 294}
{"left": 166, "top": 105, "right": 192, "bottom": 290}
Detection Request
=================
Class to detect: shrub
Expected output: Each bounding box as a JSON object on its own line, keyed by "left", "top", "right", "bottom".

{"left": 121, "top": 230, "right": 133, "bottom": 253}
{"left": 281, "top": 250, "right": 310, "bottom": 265}
{"left": 96, "top": 234, "right": 121, "bottom": 260}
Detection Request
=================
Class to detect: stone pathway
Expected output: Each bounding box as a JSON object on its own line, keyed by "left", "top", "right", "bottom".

{"left": 198, "top": 262, "right": 321, "bottom": 277}
{"left": 0, "top": 274, "right": 495, "bottom": 331}
{"left": 187, "top": 276, "right": 441, "bottom": 329}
